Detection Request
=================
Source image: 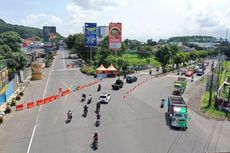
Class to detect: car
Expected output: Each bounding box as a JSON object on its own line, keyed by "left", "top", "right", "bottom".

{"left": 185, "top": 70, "right": 194, "bottom": 77}
{"left": 126, "top": 76, "right": 137, "bottom": 83}
{"left": 99, "top": 93, "right": 111, "bottom": 103}
{"left": 112, "top": 79, "right": 124, "bottom": 90}
{"left": 196, "top": 68, "right": 204, "bottom": 76}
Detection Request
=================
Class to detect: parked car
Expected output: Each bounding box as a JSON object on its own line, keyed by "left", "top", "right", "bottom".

{"left": 126, "top": 76, "right": 137, "bottom": 83}
{"left": 99, "top": 93, "right": 111, "bottom": 104}
{"left": 185, "top": 70, "right": 194, "bottom": 77}
{"left": 196, "top": 68, "right": 204, "bottom": 76}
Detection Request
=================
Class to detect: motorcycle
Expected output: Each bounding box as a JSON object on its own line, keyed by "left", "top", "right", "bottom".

{"left": 95, "top": 119, "right": 100, "bottom": 127}
{"left": 92, "top": 139, "right": 98, "bottom": 150}
{"left": 66, "top": 115, "right": 72, "bottom": 123}
{"left": 81, "top": 96, "right": 86, "bottom": 102}
{"left": 87, "top": 98, "right": 92, "bottom": 104}
{"left": 97, "top": 85, "right": 101, "bottom": 92}
{"left": 95, "top": 103, "right": 101, "bottom": 113}
{"left": 83, "top": 109, "right": 88, "bottom": 117}
{"left": 160, "top": 99, "right": 165, "bottom": 108}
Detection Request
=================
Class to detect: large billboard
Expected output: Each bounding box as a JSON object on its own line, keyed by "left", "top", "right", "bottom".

{"left": 43, "top": 26, "right": 56, "bottom": 42}
{"left": 109, "top": 22, "right": 122, "bottom": 50}
{"left": 85, "top": 23, "right": 97, "bottom": 47}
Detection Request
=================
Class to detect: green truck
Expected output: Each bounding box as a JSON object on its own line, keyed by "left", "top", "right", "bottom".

{"left": 172, "top": 77, "right": 187, "bottom": 95}
{"left": 168, "top": 95, "right": 189, "bottom": 129}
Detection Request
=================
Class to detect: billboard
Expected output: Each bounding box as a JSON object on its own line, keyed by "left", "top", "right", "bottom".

{"left": 109, "top": 22, "right": 122, "bottom": 50}
{"left": 43, "top": 26, "right": 56, "bottom": 42}
{"left": 85, "top": 23, "right": 97, "bottom": 47}
{"left": 0, "top": 68, "right": 8, "bottom": 95}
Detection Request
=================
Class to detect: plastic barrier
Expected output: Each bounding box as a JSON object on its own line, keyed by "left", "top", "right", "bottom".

{"left": 44, "top": 97, "right": 50, "bottom": 103}
{"left": 50, "top": 96, "right": 56, "bottom": 101}
{"left": 27, "top": 102, "right": 34, "bottom": 109}
{"left": 36, "top": 99, "right": 44, "bottom": 106}
{"left": 54, "top": 95, "right": 60, "bottom": 99}
{"left": 16, "top": 104, "right": 24, "bottom": 111}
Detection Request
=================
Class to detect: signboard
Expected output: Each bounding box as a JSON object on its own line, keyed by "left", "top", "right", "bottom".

{"left": 0, "top": 68, "right": 8, "bottom": 95}
{"left": 85, "top": 23, "right": 97, "bottom": 47}
{"left": 43, "top": 26, "right": 56, "bottom": 42}
{"left": 109, "top": 22, "right": 122, "bottom": 50}
{"left": 206, "top": 74, "right": 218, "bottom": 91}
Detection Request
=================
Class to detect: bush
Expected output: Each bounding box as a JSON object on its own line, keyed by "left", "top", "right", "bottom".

{"left": 0, "top": 116, "right": 3, "bottom": 124}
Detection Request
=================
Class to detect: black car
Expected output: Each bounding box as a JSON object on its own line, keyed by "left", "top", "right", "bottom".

{"left": 126, "top": 76, "right": 137, "bottom": 83}
{"left": 112, "top": 79, "right": 124, "bottom": 90}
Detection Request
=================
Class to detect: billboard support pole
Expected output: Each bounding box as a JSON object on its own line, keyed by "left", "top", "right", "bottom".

{"left": 90, "top": 47, "right": 93, "bottom": 65}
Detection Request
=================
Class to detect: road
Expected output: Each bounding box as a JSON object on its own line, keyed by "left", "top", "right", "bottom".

{"left": 0, "top": 49, "right": 229, "bottom": 153}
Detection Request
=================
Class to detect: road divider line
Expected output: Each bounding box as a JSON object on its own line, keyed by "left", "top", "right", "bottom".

{"left": 26, "top": 49, "right": 55, "bottom": 153}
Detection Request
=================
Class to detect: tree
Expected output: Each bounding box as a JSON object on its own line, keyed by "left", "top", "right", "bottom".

{"left": 155, "top": 46, "right": 171, "bottom": 72}
{"left": 0, "top": 32, "right": 28, "bottom": 78}
{"left": 173, "top": 52, "right": 186, "bottom": 68}
{"left": 0, "top": 31, "right": 21, "bottom": 51}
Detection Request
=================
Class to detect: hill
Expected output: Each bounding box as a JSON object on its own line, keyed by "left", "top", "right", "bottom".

{"left": 0, "top": 19, "right": 64, "bottom": 40}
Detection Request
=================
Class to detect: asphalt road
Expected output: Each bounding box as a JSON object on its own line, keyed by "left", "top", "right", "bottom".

{"left": 0, "top": 49, "right": 229, "bottom": 153}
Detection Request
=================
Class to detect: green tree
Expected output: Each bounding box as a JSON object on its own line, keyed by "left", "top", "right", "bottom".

{"left": 155, "top": 45, "right": 171, "bottom": 72}
{"left": 0, "top": 31, "right": 21, "bottom": 51}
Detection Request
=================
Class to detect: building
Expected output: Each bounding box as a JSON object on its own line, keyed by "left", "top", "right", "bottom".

{"left": 97, "top": 26, "right": 109, "bottom": 43}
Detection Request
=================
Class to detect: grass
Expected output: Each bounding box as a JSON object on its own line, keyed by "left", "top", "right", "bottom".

{"left": 200, "top": 91, "right": 226, "bottom": 119}
{"left": 219, "top": 61, "right": 230, "bottom": 85}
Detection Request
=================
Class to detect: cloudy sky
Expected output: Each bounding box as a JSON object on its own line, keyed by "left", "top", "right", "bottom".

{"left": 1, "top": 0, "right": 230, "bottom": 41}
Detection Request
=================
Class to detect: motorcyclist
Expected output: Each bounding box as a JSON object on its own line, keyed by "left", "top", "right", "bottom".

{"left": 97, "top": 84, "right": 101, "bottom": 91}
{"left": 67, "top": 110, "right": 72, "bottom": 120}
{"left": 96, "top": 113, "right": 101, "bottom": 120}
{"left": 96, "top": 102, "right": 101, "bottom": 112}
{"left": 88, "top": 94, "right": 92, "bottom": 103}
{"left": 84, "top": 105, "right": 88, "bottom": 112}
{"left": 161, "top": 97, "right": 165, "bottom": 108}
{"left": 191, "top": 75, "right": 194, "bottom": 82}
{"left": 93, "top": 132, "right": 99, "bottom": 142}
{"left": 82, "top": 92, "right": 86, "bottom": 99}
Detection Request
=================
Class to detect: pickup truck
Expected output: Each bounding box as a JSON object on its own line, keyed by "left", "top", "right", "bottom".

{"left": 112, "top": 79, "right": 124, "bottom": 90}
{"left": 168, "top": 95, "right": 189, "bottom": 129}
{"left": 172, "top": 77, "right": 187, "bottom": 95}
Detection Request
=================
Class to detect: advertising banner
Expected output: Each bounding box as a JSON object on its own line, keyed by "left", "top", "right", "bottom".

{"left": 85, "top": 23, "right": 97, "bottom": 47}
{"left": 109, "top": 22, "right": 122, "bottom": 50}
{"left": 43, "top": 26, "right": 56, "bottom": 42}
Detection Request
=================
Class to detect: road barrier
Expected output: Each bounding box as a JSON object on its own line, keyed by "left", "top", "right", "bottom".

{"left": 27, "top": 102, "right": 34, "bottom": 109}
{"left": 16, "top": 104, "right": 24, "bottom": 111}
{"left": 44, "top": 97, "right": 51, "bottom": 103}
{"left": 36, "top": 99, "right": 44, "bottom": 106}
{"left": 15, "top": 81, "right": 99, "bottom": 112}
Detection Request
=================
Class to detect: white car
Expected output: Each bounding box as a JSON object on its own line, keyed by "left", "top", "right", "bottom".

{"left": 99, "top": 93, "right": 111, "bottom": 103}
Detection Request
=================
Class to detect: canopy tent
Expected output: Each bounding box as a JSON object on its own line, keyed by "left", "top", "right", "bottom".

{"left": 107, "top": 64, "right": 117, "bottom": 71}
{"left": 106, "top": 64, "right": 119, "bottom": 77}
{"left": 96, "top": 64, "right": 107, "bottom": 74}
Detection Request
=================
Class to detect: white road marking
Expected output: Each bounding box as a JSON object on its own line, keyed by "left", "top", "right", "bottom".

{"left": 63, "top": 51, "right": 65, "bottom": 69}
{"left": 26, "top": 50, "right": 56, "bottom": 153}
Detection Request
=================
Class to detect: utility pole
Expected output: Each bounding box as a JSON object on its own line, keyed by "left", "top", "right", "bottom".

{"left": 209, "top": 61, "right": 215, "bottom": 107}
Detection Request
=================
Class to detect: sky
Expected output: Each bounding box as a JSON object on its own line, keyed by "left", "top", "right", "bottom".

{"left": 1, "top": 0, "right": 230, "bottom": 41}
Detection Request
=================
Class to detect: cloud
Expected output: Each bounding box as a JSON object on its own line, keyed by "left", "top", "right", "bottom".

{"left": 71, "top": 0, "right": 128, "bottom": 11}
{"left": 22, "top": 14, "right": 62, "bottom": 28}
{"left": 184, "top": 0, "right": 230, "bottom": 37}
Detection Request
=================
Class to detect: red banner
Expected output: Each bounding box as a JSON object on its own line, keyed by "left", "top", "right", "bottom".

{"left": 109, "top": 22, "right": 122, "bottom": 50}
